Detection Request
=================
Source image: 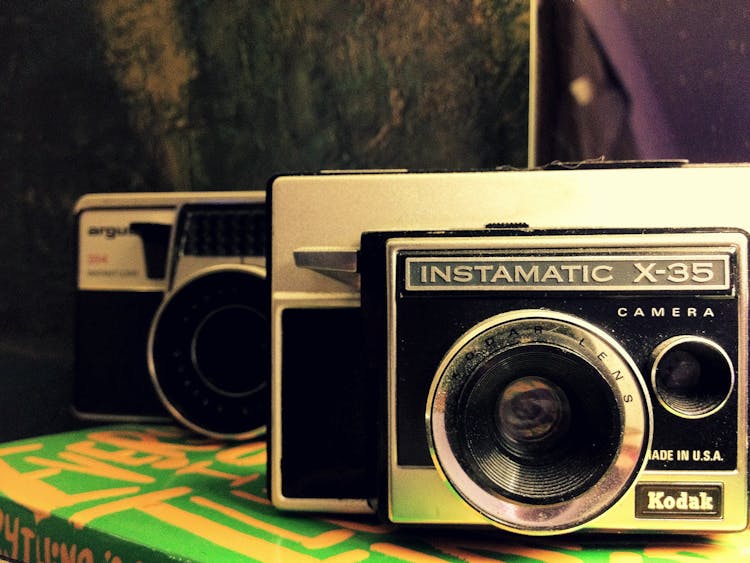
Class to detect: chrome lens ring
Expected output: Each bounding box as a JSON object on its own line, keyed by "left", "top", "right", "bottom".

{"left": 427, "top": 310, "right": 652, "bottom": 534}
{"left": 149, "top": 265, "right": 268, "bottom": 440}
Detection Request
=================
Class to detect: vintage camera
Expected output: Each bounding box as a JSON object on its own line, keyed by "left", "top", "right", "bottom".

{"left": 74, "top": 191, "right": 268, "bottom": 440}
{"left": 269, "top": 165, "right": 749, "bottom": 534}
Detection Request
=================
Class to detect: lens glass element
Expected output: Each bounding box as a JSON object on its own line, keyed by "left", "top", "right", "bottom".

{"left": 659, "top": 350, "right": 702, "bottom": 390}
{"left": 456, "top": 344, "right": 619, "bottom": 505}
{"left": 193, "top": 305, "right": 266, "bottom": 396}
{"left": 496, "top": 376, "right": 571, "bottom": 456}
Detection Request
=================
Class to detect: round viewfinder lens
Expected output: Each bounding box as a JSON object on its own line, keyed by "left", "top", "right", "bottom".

{"left": 652, "top": 337, "right": 734, "bottom": 418}
{"left": 659, "top": 349, "right": 702, "bottom": 391}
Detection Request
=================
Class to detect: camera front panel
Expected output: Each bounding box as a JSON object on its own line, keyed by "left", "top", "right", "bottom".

{"left": 376, "top": 230, "right": 748, "bottom": 534}
{"left": 75, "top": 203, "right": 176, "bottom": 421}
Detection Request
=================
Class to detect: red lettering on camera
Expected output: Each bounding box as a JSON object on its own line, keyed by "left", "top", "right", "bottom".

{"left": 87, "top": 254, "right": 108, "bottom": 264}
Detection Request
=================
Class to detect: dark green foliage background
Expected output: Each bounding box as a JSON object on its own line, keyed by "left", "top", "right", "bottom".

{"left": 175, "top": 1, "right": 529, "bottom": 185}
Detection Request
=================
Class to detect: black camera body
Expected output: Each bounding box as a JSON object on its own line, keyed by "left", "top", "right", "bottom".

{"left": 74, "top": 192, "right": 268, "bottom": 440}
{"left": 269, "top": 166, "right": 749, "bottom": 534}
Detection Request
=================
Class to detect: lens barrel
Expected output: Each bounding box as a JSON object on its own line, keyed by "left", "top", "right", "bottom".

{"left": 427, "top": 310, "right": 652, "bottom": 534}
{"left": 457, "top": 344, "right": 620, "bottom": 505}
{"left": 149, "top": 266, "right": 268, "bottom": 440}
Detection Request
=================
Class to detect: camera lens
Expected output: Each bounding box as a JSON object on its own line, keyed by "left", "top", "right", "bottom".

{"left": 193, "top": 305, "right": 266, "bottom": 396}
{"left": 495, "top": 376, "right": 571, "bottom": 456}
{"left": 149, "top": 266, "right": 268, "bottom": 440}
{"left": 651, "top": 336, "right": 734, "bottom": 418}
{"left": 428, "top": 310, "right": 651, "bottom": 534}
{"left": 457, "top": 344, "right": 619, "bottom": 504}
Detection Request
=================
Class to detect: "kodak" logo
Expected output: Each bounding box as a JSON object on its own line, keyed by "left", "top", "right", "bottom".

{"left": 636, "top": 484, "right": 722, "bottom": 519}
{"left": 647, "top": 490, "right": 714, "bottom": 511}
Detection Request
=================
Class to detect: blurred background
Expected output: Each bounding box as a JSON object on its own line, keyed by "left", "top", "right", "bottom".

{"left": 0, "top": 0, "right": 748, "bottom": 442}
{"left": 535, "top": 0, "right": 750, "bottom": 163}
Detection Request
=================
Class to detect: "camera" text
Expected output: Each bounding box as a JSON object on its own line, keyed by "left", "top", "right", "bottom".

{"left": 616, "top": 307, "right": 715, "bottom": 318}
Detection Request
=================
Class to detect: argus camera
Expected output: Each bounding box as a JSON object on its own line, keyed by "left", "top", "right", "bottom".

{"left": 269, "top": 165, "right": 749, "bottom": 534}
{"left": 74, "top": 192, "right": 268, "bottom": 440}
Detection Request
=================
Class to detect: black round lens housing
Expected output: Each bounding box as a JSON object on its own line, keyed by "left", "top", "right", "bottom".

{"left": 428, "top": 310, "right": 651, "bottom": 534}
{"left": 149, "top": 267, "right": 268, "bottom": 439}
{"left": 651, "top": 336, "right": 734, "bottom": 418}
{"left": 454, "top": 344, "right": 619, "bottom": 505}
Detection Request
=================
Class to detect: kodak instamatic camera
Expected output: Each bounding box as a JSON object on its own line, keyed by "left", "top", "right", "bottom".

{"left": 269, "top": 164, "right": 749, "bottom": 535}
{"left": 74, "top": 192, "right": 267, "bottom": 440}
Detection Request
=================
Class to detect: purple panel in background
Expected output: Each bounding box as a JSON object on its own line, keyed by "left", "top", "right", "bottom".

{"left": 535, "top": 1, "right": 750, "bottom": 164}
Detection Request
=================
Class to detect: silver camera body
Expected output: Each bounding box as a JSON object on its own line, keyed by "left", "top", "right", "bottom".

{"left": 75, "top": 191, "right": 267, "bottom": 440}
{"left": 269, "top": 165, "right": 749, "bottom": 535}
